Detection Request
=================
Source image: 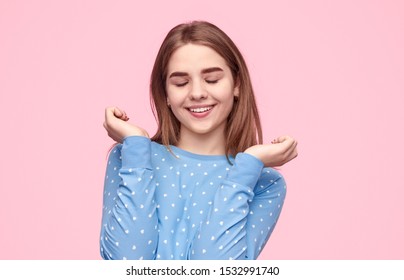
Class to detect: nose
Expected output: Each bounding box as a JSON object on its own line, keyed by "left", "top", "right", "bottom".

{"left": 189, "top": 81, "right": 208, "bottom": 100}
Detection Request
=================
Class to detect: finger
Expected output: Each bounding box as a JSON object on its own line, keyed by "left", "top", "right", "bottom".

{"left": 106, "top": 107, "right": 129, "bottom": 122}
{"left": 291, "top": 141, "right": 298, "bottom": 158}
{"left": 113, "top": 107, "right": 124, "bottom": 118}
{"left": 285, "top": 141, "right": 298, "bottom": 161}
{"left": 276, "top": 135, "right": 293, "bottom": 143}
{"left": 117, "top": 109, "right": 130, "bottom": 121}
{"left": 279, "top": 138, "right": 295, "bottom": 150}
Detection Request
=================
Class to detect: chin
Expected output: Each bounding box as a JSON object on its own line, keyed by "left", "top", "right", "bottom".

{"left": 187, "top": 124, "right": 216, "bottom": 135}
{"left": 190, "top": 128, "right": 213, "bottom": 135}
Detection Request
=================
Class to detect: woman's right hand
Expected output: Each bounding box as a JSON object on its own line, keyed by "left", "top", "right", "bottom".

{"left": 244, "top": 135, "right": 298, "bottom": 167}
{"left": 103, "top": 107, "right": 149, "bottom": 143}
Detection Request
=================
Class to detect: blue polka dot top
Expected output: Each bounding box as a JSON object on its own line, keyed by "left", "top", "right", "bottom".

{"left": 100, "top": 136, "right": 286, "bottom": 260}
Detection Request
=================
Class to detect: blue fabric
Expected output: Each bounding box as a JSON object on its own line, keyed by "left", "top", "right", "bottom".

{"left": 100, "top": 136, "right": 287, "bottom": 260}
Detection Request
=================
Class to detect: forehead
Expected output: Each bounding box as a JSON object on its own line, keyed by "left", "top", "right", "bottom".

{"left": 167, "top": 43, "right": 228, "bottom": 73}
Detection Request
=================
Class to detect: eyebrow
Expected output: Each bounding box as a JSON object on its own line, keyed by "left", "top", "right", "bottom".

{"left": 168, "top": 67, "right": 224, "bottom": 78}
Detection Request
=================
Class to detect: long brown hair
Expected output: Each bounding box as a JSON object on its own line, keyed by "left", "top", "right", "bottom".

{"left": 150, "top": 21, "right": 262, "bottom": 157}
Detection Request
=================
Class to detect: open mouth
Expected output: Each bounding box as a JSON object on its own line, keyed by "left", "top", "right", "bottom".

{"left": 187, "top": 106, "right": 214, "bottom": 113}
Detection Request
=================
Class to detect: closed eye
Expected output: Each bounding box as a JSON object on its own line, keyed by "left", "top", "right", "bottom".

{"left": 206, "top": 80, "right": 219, "bottom": 84}
{"left": 176, "top": 82, "right": 188, "bottom": 87}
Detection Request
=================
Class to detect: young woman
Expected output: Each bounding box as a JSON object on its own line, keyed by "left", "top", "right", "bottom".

{"left": 100, "top": 21, "right": 298, "bottom": 260}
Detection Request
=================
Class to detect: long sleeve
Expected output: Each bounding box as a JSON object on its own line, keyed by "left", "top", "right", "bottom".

{"left": 244, "top": 168, "right": 287, "bottom": 258}
{"left": 189, "top": 153, "right": 287, "bottom": 260}
{"left": 100, "top": 136, "right": 158, "bottom": 260}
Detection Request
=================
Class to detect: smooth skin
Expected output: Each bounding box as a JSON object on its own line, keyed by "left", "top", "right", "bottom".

{"left": 165, "top": 44, "right": 239, "bottom": 155}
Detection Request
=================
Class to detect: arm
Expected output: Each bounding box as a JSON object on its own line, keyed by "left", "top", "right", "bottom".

{"left": 100, "top": 136, "right": 158, "bottom": 260}
{"left": 189, "top": 153, "right": 264, "bottom": 260}
{"left": 244, "top": 169, "right": 287, "bottom": 259}
{"left": 189, "top": 136, "right": 296, "bottom": 260}
{"left": 101, "top": 107, "right": 158, "bottom": 259}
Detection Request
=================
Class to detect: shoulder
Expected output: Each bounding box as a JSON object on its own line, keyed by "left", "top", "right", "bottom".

{"left": 104, "top": 144, "right": 123, "bottom": 172}
{"left": 150, "top": 141, "right": 167, "bottom": 154}
{"left": 107, "top": 139, "right": 168, "bottom": 159}
{"left": 149, "top": 141, "right": 175, "bottom": 161}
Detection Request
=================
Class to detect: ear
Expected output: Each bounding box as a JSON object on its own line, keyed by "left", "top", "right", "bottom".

{"left": 167, "top": 97, "right": 170, "bottom": 107}
{"left": 233, "top": 86, "right": 239, "bottom": 98}
{"left": 233, "top": 77, "right": 240, "bottom": 98}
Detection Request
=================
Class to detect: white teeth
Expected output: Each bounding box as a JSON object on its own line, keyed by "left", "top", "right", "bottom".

{"left": 189, "top": 107, "right": 212, "bottom": 113}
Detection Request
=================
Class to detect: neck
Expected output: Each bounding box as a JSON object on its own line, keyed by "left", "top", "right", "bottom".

{"left": 177, "top": 128, "right": 226, "bottom": 156}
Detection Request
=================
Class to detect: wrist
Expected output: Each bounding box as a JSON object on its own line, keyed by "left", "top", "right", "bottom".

{"left": 244, "top": 146, "right": 264, "bottom": 163}
{"left": 122, "top": 127, "right": 149, "bottom": 138}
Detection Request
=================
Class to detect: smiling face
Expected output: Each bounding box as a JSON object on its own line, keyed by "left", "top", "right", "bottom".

{"left": 166, "top": 43, "right": 239, "bottom": 144}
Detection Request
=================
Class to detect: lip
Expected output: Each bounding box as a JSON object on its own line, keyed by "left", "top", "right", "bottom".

{"left": 186, "top": 104, "right": 215, "bottom": 118}
{"left": 186, "top": 104, "right": 215, "bottom": 110}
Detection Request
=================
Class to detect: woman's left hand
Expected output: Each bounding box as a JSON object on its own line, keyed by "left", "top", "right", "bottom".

{"left": 103, "top": 106, "right": 149, "bottom": 143}
{"left": 244, "top": 135, "right": 298, "bottom": 167}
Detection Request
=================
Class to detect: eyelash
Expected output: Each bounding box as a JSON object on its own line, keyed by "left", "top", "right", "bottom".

{"left": 176, "top": 82, "right": 188, "bottom": 87}
{"left": 175, "top": 80, "right": 218, "bottom": 87}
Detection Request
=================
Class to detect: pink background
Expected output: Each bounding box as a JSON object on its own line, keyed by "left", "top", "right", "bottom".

{"left": 1, "top": 0, "right": 403, "bottom": 259}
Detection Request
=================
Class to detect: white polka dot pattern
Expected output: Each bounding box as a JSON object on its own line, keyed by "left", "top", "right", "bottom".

{"left": 99, "top": 136, "right": 287, "bottom": 260}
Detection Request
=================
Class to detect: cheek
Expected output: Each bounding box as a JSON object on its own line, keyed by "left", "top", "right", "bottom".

{"left": 166, "top": 90, "right": 185, "bottom": 116}
{"left": 167, "top": 95, "right": 182, "bottom": 108}
{"left": 166, "top": 84, "right": 187, "bottom": 100}
{"left": 166, "top": 88, "right": 178, "bottom": 105}
{"left": 211, "top": 84, "right": 236, "bottom": 103}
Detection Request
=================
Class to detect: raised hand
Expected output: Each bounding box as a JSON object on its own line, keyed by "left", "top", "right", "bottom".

{"left": 103, "top": 107, "right": 149, "bottom": 143}
{"left": 244, "top": 136, "right": 298, "bottom": 167}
